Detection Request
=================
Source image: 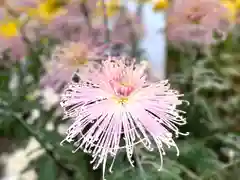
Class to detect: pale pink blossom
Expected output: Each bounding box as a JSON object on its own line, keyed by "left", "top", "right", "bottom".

{"left": 167, "top": 0, "right": 232, "bottom": 45}
{"left": 60, "top": 57, "right": 189, "bottom": 179}
{"left": 40, "top": 34, "right": 109, "bottom": 91}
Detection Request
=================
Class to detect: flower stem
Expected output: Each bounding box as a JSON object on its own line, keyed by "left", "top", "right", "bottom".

{"left": 121, "top": 6, "right": 138, "bottom": 57}
{"left": 80, "top": 2, "right": 92, "bottom": 31}
{"left": 134, "top": 149, "right": 147, "bottom": 180}
{"left": 101, "top": 0, "right": 110, "bottom": 43}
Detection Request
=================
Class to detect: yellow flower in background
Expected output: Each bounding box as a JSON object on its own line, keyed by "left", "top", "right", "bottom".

{"left": 94, "top": 0, "right": 168, "bottom": 17}
{"left": 221, "top": 0, "right": 240, "bottom": 21}
{"left": 0, "top": 19, "right": 20, "bottom": 37}
{"left": 132, "top": 0, "right": 168, "bottom": 11}
{"left": 152, "top": 0, "right": 168, "bottom": 11}
{"left": 95, "top": 0, "right": 121, "bottom": 17}
{"left": 26, "top": 0, "right": 68, "bottom": 22}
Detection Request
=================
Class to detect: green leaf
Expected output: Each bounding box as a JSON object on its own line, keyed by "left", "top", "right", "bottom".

{"left": 178, "top": 141, "right": 224, "bottom": 177}
{"left": 38, "top": 155, "right": 57, "bottom": 180}
{"left": 106, "top": 152, "right": 183, "bottom": 180}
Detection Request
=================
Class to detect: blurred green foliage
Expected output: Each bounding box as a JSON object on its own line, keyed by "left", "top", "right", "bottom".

{"left": 0, "top": 30, "right": 240, "bottom": 180}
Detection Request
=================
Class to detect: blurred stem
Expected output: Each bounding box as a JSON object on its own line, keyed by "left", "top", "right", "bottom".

{"left": 121, "top": 5, "right": 138, "bottom": 57}
{"left": 80, "top": 2, "right": 92, "bottom": 31}
{"left": 199, "top": 159, "right": 240, "bottom": 180}
{"left": 203, "top": 124, "right": 240, "bottom": 142}
{"left": 4, "top": 111, "right": 75, "bottom": 178}
{"left": 6, "top": 4, "right": 20, "bottom": 18}
{"left": 6, "top": 6, "right": 33, "bottom": 49}
{"left": 136, "top": 3, "right": 143, "bottom": 56}
{"left": 188, "top": 48, "right": 202, "bottom": 101}
{"left": 20, "top": 19, "right": 32, "bottom": 47}
{"left": 101, "top": 0, "right": 110, "bottom": 42}
{"left": 134, "top": 150, "right": 147, "bottom": 180}
{"left": 166, "top": 158, "right": 199, "bottom": 179}
{"left": 136, "top": 3, "right": 143, "bottom": 20}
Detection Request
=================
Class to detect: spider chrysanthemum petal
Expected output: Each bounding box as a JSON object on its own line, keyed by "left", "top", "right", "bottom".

{"left": 60, "top": 56, "right": 189, "bottom": 179}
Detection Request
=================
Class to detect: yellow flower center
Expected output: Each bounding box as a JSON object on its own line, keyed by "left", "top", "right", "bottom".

{"left": 112, "top": 96, "right": 129, "bottom": 104}
{"left": 118, "top": 97, "right": 129, "bottom": 103}
{"left": 40, "top": 37, "right": 49, "bottom": 45}
{"left": 0, "top": 21, "right": 19, "bottom": 37}
{"left": 71, "top": 57, "right": 88, "bottom": 66}
{"left": 67, "top": 43, "right": 90, "bottom": 67}
{"left": 184, "top": 7, "right": 206, "bottom": 24}
{"left": 111, "top": 81, "right": 135, "bottom": 104}
{"left": 119, "top": 81, "right": 128, "bottom": 86}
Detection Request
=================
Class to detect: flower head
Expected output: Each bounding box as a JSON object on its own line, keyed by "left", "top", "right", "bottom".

{"left": 167, "top": 0, "right": 232, "bottom": 45}
{"left": 40, "top": 32, "right": 108, "bottom": 91}
{"left": 60, "top": 56, "right": 189, "bottom": 179}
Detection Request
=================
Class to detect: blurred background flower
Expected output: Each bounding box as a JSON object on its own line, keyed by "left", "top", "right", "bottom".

{"left": 167, "top": 0, "right": 232, "bottom": 46}
{"left": 40, "top": 29, "right": 108, "bottom": 92}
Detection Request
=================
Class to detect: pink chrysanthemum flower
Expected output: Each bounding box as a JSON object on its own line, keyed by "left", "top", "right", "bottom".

{"left": 167, "top": 0, "right": 232, "bottom": 45}
{"left": 60, "top": 56, "right": 189, "bottom": 178}
{"left": 40, "top": 33, "right": 108, "bottom": 91}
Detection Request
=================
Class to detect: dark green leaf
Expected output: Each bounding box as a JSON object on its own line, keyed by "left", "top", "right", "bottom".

{"left": 38, "top": 155, "right": 57, "bottom": 180}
